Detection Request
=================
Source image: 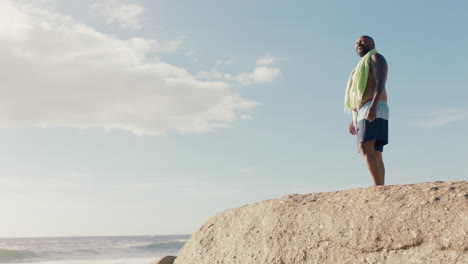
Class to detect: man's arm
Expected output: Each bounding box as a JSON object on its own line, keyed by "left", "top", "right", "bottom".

{"left": 348, "top": 120, "right": 356, "bottom": 135}
{"left": 366, "top": 53, "right": 388, "bottom": 122}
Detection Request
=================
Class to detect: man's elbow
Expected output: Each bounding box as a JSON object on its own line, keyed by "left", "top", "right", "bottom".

{"left": 375, "top": 81, "right": 386, "bottom": 91}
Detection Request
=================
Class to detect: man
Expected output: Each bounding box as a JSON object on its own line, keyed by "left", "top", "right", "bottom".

{"left": 345, "top": 35, "right": 389, "bottom": 185}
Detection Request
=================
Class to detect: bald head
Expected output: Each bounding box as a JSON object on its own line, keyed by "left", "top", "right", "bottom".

{"left": 361, "top": 35, "right": 374, "bottom": 43}
{"left": 355, "top": 35, "right": 375, "bottom": 57}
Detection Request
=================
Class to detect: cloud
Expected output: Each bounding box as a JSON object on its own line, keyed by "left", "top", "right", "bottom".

{"left": 91, "top": 0, "right": 145, "bottom": 30}
{"left": 239, "top": 166, "right": 259, "bottom": 174}
{"left": 196, "top": 66, "right": 281, "bottom": 85}
{"left": 240, "top": 114, "right": 253, "bottom": 120}
{"left": 17, "top": 0, "right": 56, "bottom": 7}
{"left": 196, "top": 70, "right": 233, "bottom": 81}
{"left": 216, "top": 58, "right": 235, "bottom": 65}
{"left": 247, "top": 66, "right": 281, "bottom": 83}
{"left": 113, "top": 180, "right": 241, "bottom": 196}
{"left": 0, "top": 1, "right": 261, "bottom": 135}
{"left": 409, "top": 109, "right": 468, "bottom": 128}
{"left": 256, "top": 54, "right": 288, "bottom": 65}
{"left": 0, "top": 177, "right": 85, "bottom": 190}
{"left": 186, "top": 49, "right": 199, "bottom": 62}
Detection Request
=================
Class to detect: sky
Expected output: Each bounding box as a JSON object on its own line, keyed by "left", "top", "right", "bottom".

{"left": 0, "top": 0, "right": 467, "bottom": 238}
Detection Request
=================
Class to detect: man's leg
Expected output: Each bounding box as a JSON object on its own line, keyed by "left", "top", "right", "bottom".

{"left": 359, "top": 140, "right": 383, "bottom": 185}
{"left": 375, "top": 151, "right": 385, "bottom": 185}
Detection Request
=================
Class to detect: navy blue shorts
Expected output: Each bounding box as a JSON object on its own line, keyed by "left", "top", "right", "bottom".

{"left": 356, "top": 101, "right": 389, "bottom": 152}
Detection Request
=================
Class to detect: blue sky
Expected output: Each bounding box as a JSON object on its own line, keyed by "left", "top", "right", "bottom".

{"left": 0, "top": 0, "right": 467, "bottom": 237}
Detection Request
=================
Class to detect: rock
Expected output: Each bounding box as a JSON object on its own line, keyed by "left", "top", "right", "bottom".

{"left": 175, "top": 181, "right": 468, "bottom": 264}
{"left": 153, "top": 256, "right": 176, "bottom": 264}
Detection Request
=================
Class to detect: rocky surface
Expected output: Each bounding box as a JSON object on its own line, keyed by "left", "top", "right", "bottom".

{"left": 175, "top": 181, "right": 468, "bottom": 264}
{"left": 153, "top": 256, "right": 176, "bottom": 264}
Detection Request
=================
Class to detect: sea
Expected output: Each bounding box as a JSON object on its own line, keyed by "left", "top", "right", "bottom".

{"left": 0, "top": 235, "right": 189, "bottom": 264}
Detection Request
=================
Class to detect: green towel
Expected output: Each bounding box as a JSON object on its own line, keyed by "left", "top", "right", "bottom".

{"left": 344, "top": 49, "right": 378, "bottom": 120}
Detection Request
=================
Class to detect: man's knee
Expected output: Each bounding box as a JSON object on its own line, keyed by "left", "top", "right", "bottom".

{"left": 359, "top": 141, "right": 376, "bottom": 156}
{"left": 375, "top": 150, "right": 383, "bottom": 161}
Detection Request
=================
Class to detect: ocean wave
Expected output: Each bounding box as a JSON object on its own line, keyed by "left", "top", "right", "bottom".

{"left": 0, "top": 248, "right": 37, "bottom": 263}
{"left": 137, "top": 241, "right": 186, "bottom": 251}
{"left": 16, "top": 257, "right": 159, "bottom": 264}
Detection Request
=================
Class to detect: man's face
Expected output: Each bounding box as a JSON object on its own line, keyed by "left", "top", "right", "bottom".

{"left": 355, "top": 36, "right": 374, "bottom": 57}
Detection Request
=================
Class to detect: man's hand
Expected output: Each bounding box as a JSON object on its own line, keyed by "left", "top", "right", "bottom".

{"left": 348, "top": 121, "right": 356, "bottom": 135}
{"left": 366, "top": 106, "right": 377, "bottom": 122}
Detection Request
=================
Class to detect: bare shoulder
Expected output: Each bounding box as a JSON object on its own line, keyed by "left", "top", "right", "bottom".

{"left": 370, "top": 53, "right": 388, "bottom": 81}
{"left": 371, "top": 53, "right": 387, "bottom": 65}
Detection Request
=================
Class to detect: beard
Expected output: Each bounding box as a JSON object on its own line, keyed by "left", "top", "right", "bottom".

{"left": 356, "top": 47, "right": 370, "bottom": 57}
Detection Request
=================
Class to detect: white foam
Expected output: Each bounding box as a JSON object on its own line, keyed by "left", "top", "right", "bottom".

{"left": 14, "top": 257, "right": 160, "bottom": 264}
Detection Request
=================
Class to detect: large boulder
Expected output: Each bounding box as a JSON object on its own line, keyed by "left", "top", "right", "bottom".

{"left": 175, "top": 181, "right": 467, "bottom": 264}
{"left": 153, "top": 256, "right": 176, "bottom": 264}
